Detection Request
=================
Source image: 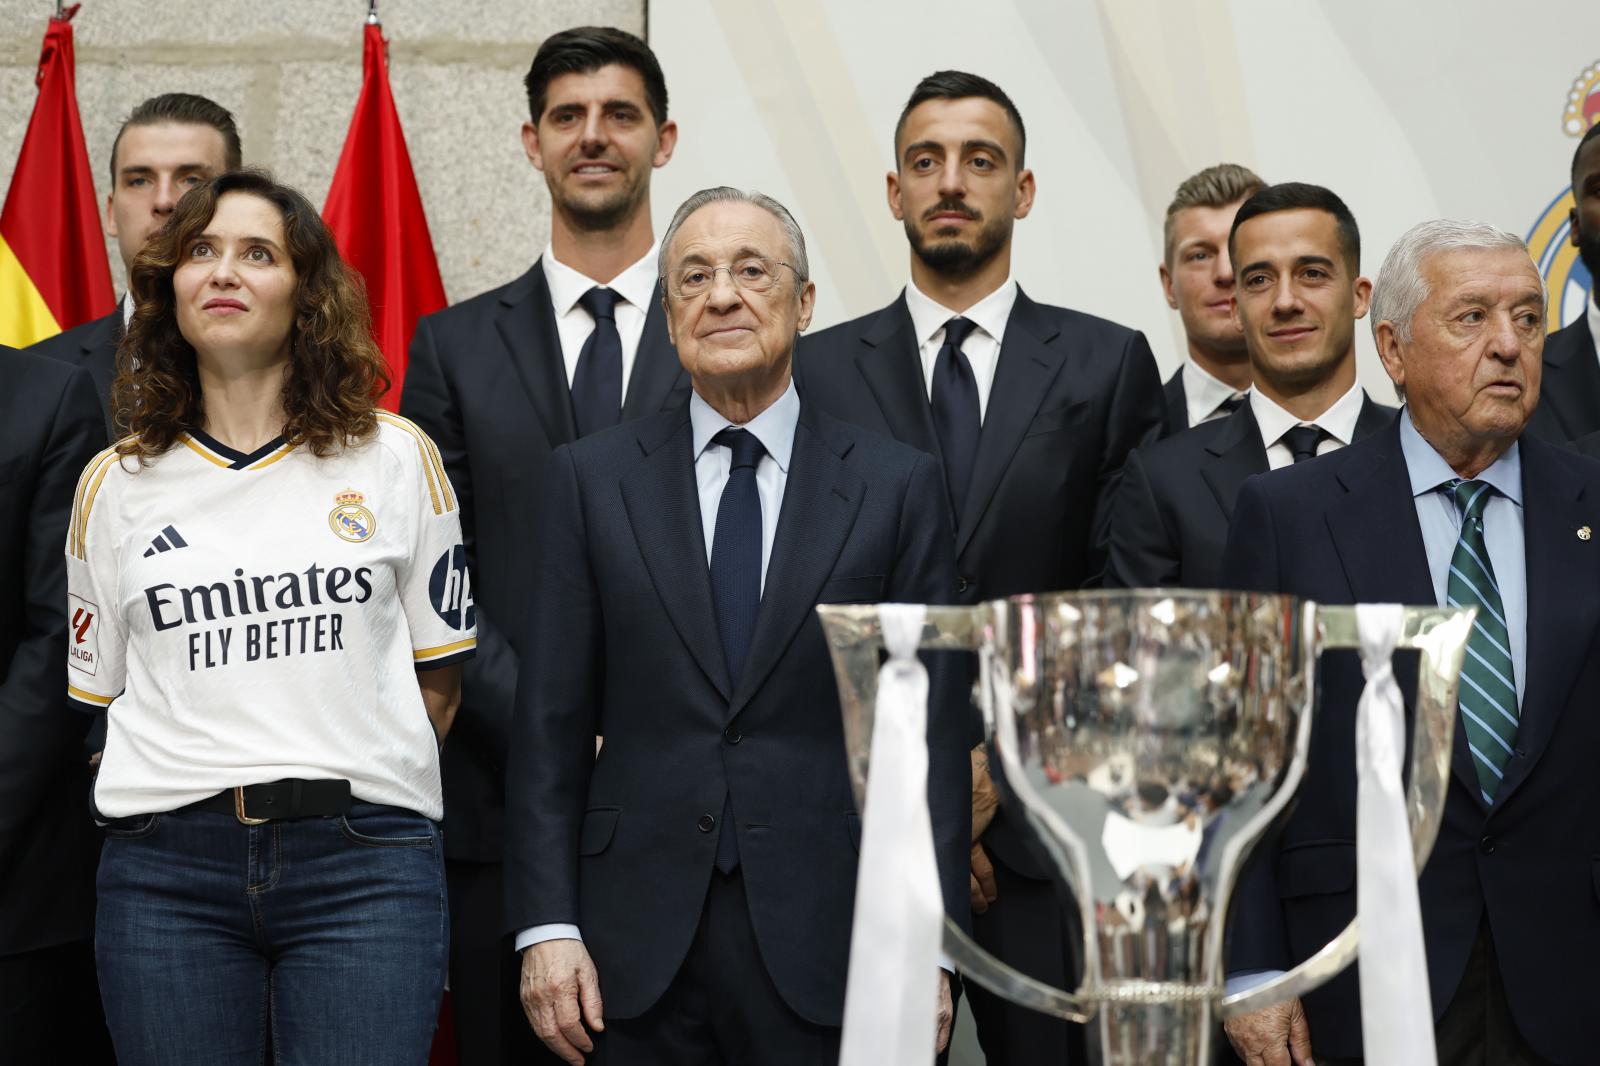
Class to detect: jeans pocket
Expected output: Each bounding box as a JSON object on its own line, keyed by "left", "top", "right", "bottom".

{"left": 103, "top": 812, "right": 161, "bottom": 839}
{"left": 337, "top": 810, "right": 436, "bottom": 849}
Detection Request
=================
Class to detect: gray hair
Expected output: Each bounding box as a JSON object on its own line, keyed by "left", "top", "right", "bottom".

{"left": 658, "top": 186, "right": 810, "bottom": 286}
{"left": 1370, "top": 219, "right": 1542, "bottom": 345}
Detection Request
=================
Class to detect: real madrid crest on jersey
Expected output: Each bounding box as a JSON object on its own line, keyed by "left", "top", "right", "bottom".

{"left": 1527, "top": 59, "right": 1600, "bottom": 330}
{"left": 329, "top": 488, "right": 377, "bottom": 542}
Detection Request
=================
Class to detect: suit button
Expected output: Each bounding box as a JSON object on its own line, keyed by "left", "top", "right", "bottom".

{"left": 724, "top": 727, "right": 741, "bottom": 745}
{"left": 1479, "top": 835, "right": 1495, "bottom": 855}
{"left": 697, "top": 814, "right": 717, "bottom": 833}
{"left": 957, "top": 576, "right": 970, "bottom": 594}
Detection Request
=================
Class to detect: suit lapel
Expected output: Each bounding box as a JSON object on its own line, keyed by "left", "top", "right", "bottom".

{"left": 1326, "top": 424, "right": 1485, "bottom": 806}
{"left": 1353, "top": 395, "right": 1397, "bottom": 441}
{"left": 956, "top": 291, "right": 1064, "bottom": 555}
{"left": 1164, "top": 369, "right": 1188, "bottom": 432}
{"left": 621, "top": 282, "right": 689, "bottom": 419}
{"left": 1541, "top": 317, "right": 1600, "bottom": 440}
{"left": 81, "top": 312, "right": 121, "bottom": 430}
{"left": 728, "top": 408, "right": 865, "bottom": 718}
{"left": 1199, "top": 404, "right": 1268, "bottom": 521}
{"left": 853, "top": 296, "right": 942, "bottom": 461}
{"left": 1494, "top": 437, "right": 1600, "bottom": 806}
{"left": 493, "top": 261, "right": 577, "bottom": 447}
{"left": 619, "top": 410, "right": 730, "bottom": 700}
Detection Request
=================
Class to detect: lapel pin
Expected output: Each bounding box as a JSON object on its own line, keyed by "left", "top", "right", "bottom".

{"left": 1580, "top": 526, "right": 1592, "bottom": 541}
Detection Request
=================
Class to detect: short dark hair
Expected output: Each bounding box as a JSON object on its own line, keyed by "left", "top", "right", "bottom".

{"left": 1572, "top": 122, "right": 1600, "bottom": 184}
{"left": 1229, "top": 182, "right": 1361, "bottom": 272}
{"left": 525, "top": 26, "right": 668, "bottom": 127}
{"left": 894, "top": 70, "right": 1026, "bottom": 168}
{"left": 108, "top": 93, "right": 241, "bottom": 185}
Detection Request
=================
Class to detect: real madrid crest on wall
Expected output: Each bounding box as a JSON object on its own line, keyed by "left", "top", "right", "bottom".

{"left": 1527, "top": 59, "right": 1600, "bottom": 331}
{"left": 329, "top": 488, "right": 377, "bottom": 543}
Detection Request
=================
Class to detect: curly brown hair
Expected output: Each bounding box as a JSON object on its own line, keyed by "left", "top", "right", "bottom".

{"left": 114, "top": 169, "right": 389, "bottom": 462}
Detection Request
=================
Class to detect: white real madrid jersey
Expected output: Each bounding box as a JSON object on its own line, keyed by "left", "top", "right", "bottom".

{"left": 66, "top": 414, "right": 476, "bottom": 820}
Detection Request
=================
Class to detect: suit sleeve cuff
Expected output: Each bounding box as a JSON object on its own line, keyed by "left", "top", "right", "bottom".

{"left": 1224, "top": 968, "right": 1286, "bottom": 997}
{"left": 515, "top": 924, "right": 583, "bottom": 954}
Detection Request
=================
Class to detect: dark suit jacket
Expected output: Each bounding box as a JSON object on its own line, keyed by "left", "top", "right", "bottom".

{"left": 502, "top": 398, "right": 969, "bottom": 1025}
{"left": 27, "top": 308, "right": 121, "bottom": 439}
{"left": 1163, "top": 367, "right": 1188, "bottom": 432}
{"left": 1526, "top": 315, "right": 1597, "bottom": 443}
{"left": 1106, "top": 395, "right": 1395, "bottom": 589}
{"left": 1222, "top": 420, "right": 1600, "bottom": 1064}
{"left": 401, "top": 261, "right": 688, "bottom": 861}
{"left": 794, "top": 287, "right": 1165, "bottom": 877}
{"left": 0, "top": 347, "right": 108, "bottom": 955}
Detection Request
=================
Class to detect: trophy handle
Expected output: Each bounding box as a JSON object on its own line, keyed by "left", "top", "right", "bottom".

{"left": 817, "top": 602, "right": 1095, "bottom": 1023}
{"left": 1219, "top": 603, "right": 1472, "bottom": 1019}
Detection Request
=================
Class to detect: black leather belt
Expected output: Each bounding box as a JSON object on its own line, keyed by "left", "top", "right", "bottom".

{"left": 185, "top": 779, "right": 352, "bottom": 824}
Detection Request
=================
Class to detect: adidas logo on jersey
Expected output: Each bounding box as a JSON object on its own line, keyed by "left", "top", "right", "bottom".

{"left": 143, "top": 525, "right": 189, "bottom": 558}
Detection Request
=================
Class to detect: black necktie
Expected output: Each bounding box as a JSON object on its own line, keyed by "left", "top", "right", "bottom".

{"left": 572, "top": 287, "right": 623, "bottom": 437}
{"left": 710, "top": 427, "right": 765, "bottom": 873}
{"left": 1217, "top": 393, "right": 1247, "bottom": 417}
{"left": 931, "top": 316, "right": 981, "bottom": 515}
{"left": 1281, "top": 425, "right": 1327, "bottom": 464}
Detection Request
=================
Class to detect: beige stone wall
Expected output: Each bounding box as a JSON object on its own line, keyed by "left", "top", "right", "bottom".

{"left": 0, "top": 0, "right": 643, "bottom": 304}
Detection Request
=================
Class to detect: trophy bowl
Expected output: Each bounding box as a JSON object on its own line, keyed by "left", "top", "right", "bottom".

{"left": 819, "top": 590, "right": 1471, "bottom": 1066}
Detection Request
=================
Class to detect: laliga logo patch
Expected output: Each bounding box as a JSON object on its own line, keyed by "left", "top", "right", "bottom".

{"left": 429, "top": 545, "right": 475, "bottom": 630}
{"left": 328, "top": 488, "right": 377, "bottom": 543}
{"left": 68, "top": 593, "right": 100, "bottom": 676}
{"left": 1526, "top": 59, "right": 1600, "bottom": 331}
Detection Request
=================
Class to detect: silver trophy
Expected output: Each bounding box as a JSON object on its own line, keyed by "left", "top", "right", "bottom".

{"left": 818, "top": 590, "right": 1472, "bottom": 1066}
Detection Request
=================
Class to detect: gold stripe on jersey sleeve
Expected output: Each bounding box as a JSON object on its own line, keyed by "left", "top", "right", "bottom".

{"left": 72, "top": 448, "right": 124, "bottom": 560}
{"left": 69, "top": 446, "right": 121, "bottom": 559}
{"left": 413, "top": 637, "right": 476, "bottom": 661}
{"left": 180, "top": 434, "right": 233, "bottom": 468}
{"left": 377, "top": 412, "right": 450, "bottom": 515}
{"left": 68, "top": 684, "right": 114, "bottom": 706}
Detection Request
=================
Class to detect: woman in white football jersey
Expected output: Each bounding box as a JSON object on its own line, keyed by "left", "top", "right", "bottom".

{"left": 68, "top": 170, "right": 475, "bottom": 1065}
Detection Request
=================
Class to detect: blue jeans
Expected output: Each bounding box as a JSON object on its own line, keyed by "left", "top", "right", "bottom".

{"left": 96, "top": 802, "right": 448, "bottom": 1065}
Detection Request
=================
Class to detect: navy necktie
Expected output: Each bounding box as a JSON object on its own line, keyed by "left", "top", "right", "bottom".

{"left": 1217, "top": 393, "right": 1247, "bottom": 417}
{"left": 572, "top": 287, "right": 623, "bottom": 437}
{"left": 1281, "top": 424, "right": 1327, "bottom": 464}
{"left": 710, "top": 427, "right": 765, "bottom": 872}
{"left": 931, "top": 316, "right": 981, "bottom": 515}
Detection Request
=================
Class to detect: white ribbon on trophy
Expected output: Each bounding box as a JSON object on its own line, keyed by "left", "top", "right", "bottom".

{"left": 839, "top": 604, "right": 941, "bottom": 1066}
{"left": 1354, "top": 604, "right": 1437, "bottom": 1064}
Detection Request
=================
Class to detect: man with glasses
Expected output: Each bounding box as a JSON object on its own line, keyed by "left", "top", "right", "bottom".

{"left": 399, "top": 27, "right": 688, "bottom": 1065}
{"left": 504, "top": 187, "right": 970, "bottom": 1065}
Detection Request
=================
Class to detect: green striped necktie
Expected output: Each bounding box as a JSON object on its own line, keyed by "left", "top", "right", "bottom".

{"left": 1443, "top": 479, "right": 1519, "bottom": 805}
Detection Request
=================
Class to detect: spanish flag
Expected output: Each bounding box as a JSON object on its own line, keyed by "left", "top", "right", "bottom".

{"left": 0, "top": 5, "right": 113, "bottom": 348}
{"left": 323, "top": 18, "right": 447, "bottom": 411}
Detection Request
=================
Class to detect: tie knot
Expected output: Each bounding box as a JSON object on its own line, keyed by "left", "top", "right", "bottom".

{"left": 579, "top": 286, "right": 620, "bottom": 321}
{"left": 1218, "top": 393, "right": 1248, "bottom": 416}
{"left": 1281, "top": 425, "right": 1326, "bottom": 464}
{"left": 942, "top": 316, "right": 978, "bottom": 350}
{"left": 1447, "top": 478, "right": 1494, "bottom": 522}
{"left": 714, "top": 427, "right": 766, "bottom": 470}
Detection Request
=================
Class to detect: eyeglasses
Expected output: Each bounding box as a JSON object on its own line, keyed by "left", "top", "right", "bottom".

{"left": 663, "top": 257, "right": 798, "bottom": 300}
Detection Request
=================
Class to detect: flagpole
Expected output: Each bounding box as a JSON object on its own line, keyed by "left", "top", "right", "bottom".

{"left": 367, "top": 0, "right": 378, "bottom": 26}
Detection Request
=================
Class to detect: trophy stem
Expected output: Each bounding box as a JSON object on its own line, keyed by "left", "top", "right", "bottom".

{"left": 1089, "top": 997, "right": 1214, "bottom": 1066}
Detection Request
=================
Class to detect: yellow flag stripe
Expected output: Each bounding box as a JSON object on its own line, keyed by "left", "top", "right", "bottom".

{"left": 0, "top": 233, "right": 62, "bottom": 347}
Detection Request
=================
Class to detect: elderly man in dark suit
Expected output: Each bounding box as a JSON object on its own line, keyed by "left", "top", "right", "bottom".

{"left": 1527, "top": 121, "right": 1600, "bottom": 443}
{"left": 1222, "top": 219, "right": 1600, "bottom": 1066}
{"left": 400, "top": 28, "right": 689, "bottom": 1063}
{"left": 30, "top": 93, "right": 238, "bottom": 435}
{"left": 1108, "top": 183, "right": 1395, "bottom": 591}
{"left": 504, "top": 187, "right": 969, "bottom": 1066}
{"left": 795, "top": 69, "right": 1165, "bottom": 1065}
{"left": 0, "top": 346, "right": 109, "bottom": 1063}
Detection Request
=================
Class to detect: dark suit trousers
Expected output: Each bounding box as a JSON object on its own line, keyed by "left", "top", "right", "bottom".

{"left": 0, "top": 939, "right": 115, "bottom": 1064}
{"left": 445, "top": 859, "right": 551, "bottom": 1065}
{"left": 591, "top": 869, "right": 840, "bottom": 1066}
{"left": 1318, "top": 920, "right": 1553, "bottom": 1066}
{"left": 966, "top": 851, "right": 1088, "bottom": 1065}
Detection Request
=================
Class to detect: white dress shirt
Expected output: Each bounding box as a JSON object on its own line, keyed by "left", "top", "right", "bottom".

{"left": 514, "top": 380, "right": 801, "bottom": 955}
{"left": 541, "top": 243, "right": 659, "bottom": 392}
{"left": 1249, "top": 380, "right": 1366, "bottom": 470}
{"left": 1588, "top": 293, "right": 1600, "bottom": 368}
{"left": 1182, "top": 357, "right": 1248, "bottom": 426}
{"left": 903, "top": 276, "right": 1018, "bottom": 423}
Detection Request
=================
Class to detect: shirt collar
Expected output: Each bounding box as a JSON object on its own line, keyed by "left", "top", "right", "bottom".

{"left": 1588, "top": 291, "right": 1600, "bottom": 351}
{"left": 541, "top": 242, "right": 660, "bottom": 317}
{"left": 122, "top": 292, "right": 134, "bottom": 328}
{"left": 690, "top": 377, "right": 800, "bottom": 474}
{"left": 903, "top": 276, "right": 1018, "bottom": 349}
{"left": 1398, "top": 407, "right": 1523, "bottom": 505}
{"left": 1248, "top": 378, "right": 1366, "bottom": 448}
{"left": 1181, "top": 358, "right": 1246, "bottom": 415}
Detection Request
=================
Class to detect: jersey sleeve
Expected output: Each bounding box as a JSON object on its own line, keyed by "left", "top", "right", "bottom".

{"left": 383, "top": 415, "right": 477, "bottom": 670}
{"left": 66, "top": 449, "right": 127, "bottom": 709}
